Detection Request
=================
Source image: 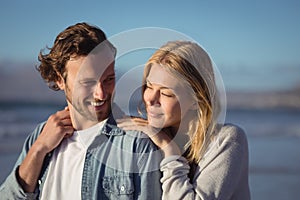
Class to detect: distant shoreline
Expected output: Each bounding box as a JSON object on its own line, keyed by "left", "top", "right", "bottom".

{"left": 227, "top": 87, "right": 300, "bottom": 110}
{"left": 1, "top": 89, "right": 300, "bottom": 110}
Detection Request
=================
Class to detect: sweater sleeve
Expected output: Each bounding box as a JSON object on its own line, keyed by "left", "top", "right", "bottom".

{"left": 160, "top": 125, "right": 250, "bottom": 200}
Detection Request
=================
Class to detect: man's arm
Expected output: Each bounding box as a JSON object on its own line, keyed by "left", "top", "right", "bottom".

{"left": 18, "top": 108, "right": 74, "bottom": 192}
{"left": 0, "top": 108, "right": 74, "bottom": 198}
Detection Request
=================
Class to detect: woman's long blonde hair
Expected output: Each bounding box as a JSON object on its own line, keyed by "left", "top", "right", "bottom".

{"left": 143, "top": 41, "right": 221, "bottom": 163}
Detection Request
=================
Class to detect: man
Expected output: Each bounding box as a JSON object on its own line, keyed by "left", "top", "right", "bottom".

{"left": 0, "top": 22, "right": 162, "bottom": 199}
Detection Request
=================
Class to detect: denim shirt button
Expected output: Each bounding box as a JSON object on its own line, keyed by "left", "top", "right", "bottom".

{"left": 120, "top": 185, "right": 125, "bottom": 192}
{"left": 38, "top": 180, "right": 42, "bottom": 185}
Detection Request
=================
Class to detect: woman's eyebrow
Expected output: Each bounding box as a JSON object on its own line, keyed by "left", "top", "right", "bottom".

{"left": 146, "top": 78, "right": 175, "bottom": 90}
{"left": 145, "top": 79, "right": 152, "bottom": 85}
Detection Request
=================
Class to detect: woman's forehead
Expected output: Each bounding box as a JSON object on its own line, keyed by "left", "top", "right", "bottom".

{"left": 147, "top": 63, "right": 182, "bottom": 89}
{"left": 147, "top": 63, "right": 196, "bottom": 99}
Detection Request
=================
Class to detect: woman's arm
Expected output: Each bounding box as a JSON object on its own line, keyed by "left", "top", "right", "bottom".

{"left": 160, "top": 125, "right": 250, "bottom": 200}
{"left": 118, "top": 119, "right": 250, "bottom": 200}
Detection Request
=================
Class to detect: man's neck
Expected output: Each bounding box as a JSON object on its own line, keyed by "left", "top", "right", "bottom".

{"left": 68, "top": 104, "right": 102, "bottom": 131}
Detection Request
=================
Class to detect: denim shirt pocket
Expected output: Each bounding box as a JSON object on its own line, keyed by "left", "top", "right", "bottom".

{"left": 102, "top": 175, "right": 134, "bottom": 199}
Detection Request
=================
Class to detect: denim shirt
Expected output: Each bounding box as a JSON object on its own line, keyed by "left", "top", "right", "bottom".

{"left": 0, "top": 114, "right": 162, "bottom": 199}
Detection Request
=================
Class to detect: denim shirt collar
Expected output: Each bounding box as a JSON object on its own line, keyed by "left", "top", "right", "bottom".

{"left": 100, "top": 103, "right": 126, "bottom": 136}
{"left": 101, "top": 113, "right": 125, "bottom": 136}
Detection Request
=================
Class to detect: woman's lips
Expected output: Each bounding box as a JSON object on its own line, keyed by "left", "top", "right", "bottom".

{"left": 147, "top": 110, "right": 163, "bottom": 118}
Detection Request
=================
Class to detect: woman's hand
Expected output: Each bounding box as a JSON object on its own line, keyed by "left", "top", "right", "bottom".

{"left": 117, "top": 116, "right": 181, "bottom": 156}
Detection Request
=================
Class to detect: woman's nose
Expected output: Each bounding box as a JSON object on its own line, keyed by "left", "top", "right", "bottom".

{"left": 145, "top": 90, "right": 160, "bottom": 106}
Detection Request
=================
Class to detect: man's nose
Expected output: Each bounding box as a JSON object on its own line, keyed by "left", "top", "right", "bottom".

{"left": 94, "top": 82, "right": 107, "bottom": 100}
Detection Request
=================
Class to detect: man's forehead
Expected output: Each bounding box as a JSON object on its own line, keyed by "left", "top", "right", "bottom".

{"left": 83, "top": 50, "right": 114, "bottom": 66}
{"left": 77, "top": 61, "right": 115, "bottom": 80}
{"left": 77, "top": 50, "right": 114, "bottom": 73}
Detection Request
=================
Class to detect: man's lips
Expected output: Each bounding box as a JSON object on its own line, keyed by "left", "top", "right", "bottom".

{"left": 91, "top": 100, "right": 106, "bottom": 111}
{"left": 91, "top": 101, "right": 105, "bottom": 107}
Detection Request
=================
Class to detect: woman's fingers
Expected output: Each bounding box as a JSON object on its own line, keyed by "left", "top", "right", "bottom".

{"left": 116, "top": 116, "right": 180, "bottom": 153}
{"left": 117, "top": 117, "right": 147, "bottom": 128}
{"left": 117, "top": 117, "right": 162, "bottom": 138}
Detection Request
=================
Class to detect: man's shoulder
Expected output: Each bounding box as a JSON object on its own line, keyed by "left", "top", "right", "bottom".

{"left": 25, "top": 121, "right": 47, "bottom": 144}
{"left": 105, "top": 114, "right": 153, "bottom": 142}
{"left": 104, "top": 122, "right": 159, "bottom": 152}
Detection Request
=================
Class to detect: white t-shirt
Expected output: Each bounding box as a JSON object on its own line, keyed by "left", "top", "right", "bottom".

{"left": 41, "top": 120, "right": 107, "bottom": 200}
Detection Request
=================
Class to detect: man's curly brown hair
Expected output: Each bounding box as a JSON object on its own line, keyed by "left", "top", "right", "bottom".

{"left": 37, "top": 22, "right": 116, "bottom": 91}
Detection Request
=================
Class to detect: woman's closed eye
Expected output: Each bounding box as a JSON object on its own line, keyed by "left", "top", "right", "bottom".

{"left": 161, "top": 91, "right": 175, "bottom": 97}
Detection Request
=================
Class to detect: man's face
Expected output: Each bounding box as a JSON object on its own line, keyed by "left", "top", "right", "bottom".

{"left": 60, "top": 48, "right": 115, "bottom": 129}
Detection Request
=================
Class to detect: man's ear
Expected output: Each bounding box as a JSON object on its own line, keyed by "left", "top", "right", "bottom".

{"left": 56, "top": 76, "right": 65, "bottom": 90}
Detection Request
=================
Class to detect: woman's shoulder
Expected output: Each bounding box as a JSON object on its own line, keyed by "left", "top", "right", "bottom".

{"left": 200, "top": 123, "right": 249, "bottom": 168}
{"left": 216, "top": 123, "right": 248, "bottom": 145}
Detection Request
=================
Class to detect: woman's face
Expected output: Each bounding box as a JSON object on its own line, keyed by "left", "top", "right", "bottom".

{"left": 143, "top": 63, "right": 194, "bottom": 130}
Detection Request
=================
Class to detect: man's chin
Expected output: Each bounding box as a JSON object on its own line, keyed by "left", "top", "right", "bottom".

{"left": 95, "top": 108, "right": 110, "bottom": 122}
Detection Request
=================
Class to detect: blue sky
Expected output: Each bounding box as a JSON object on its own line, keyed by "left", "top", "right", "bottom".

{"left": 0, "top": 0, "right": 300, "bottom": 92}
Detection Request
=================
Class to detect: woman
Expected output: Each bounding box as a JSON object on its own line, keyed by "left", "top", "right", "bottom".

{"left": 117, "top": 41, "right": 250, "bottom": 199}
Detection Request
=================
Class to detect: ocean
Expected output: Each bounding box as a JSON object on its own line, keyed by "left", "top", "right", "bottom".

{"left": 0, "top": 102, "right": 300, "bottom": 199}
